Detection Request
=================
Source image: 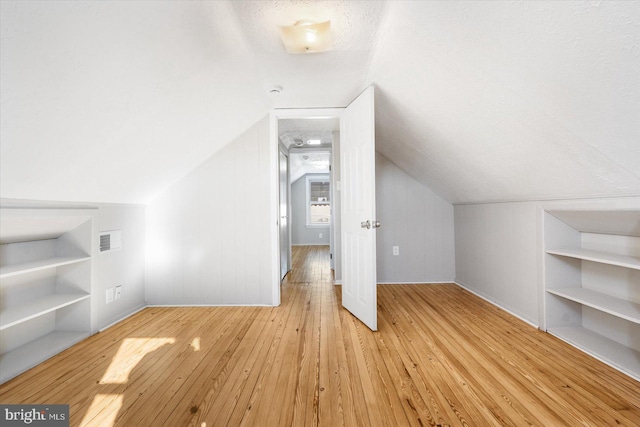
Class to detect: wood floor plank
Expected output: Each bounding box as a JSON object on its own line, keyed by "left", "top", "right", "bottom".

{"left": 433, "top": 285, "right": 638, "bottom": 426}
{"left": 113, "top": 307, "right": 226, "bottom": 425}
{"left": 291, "top": 282, "right": 322, "bottom": 426}
{"left": 237, "top": 275, "right": 309, "bottom": 426}
{"left": 149, "top": 308, "right": 258, "bottom": 426}
{"left": 325, "top": 276, "right": 360, "bottom": 427}
{"left": 1, "top": 245, "right": 638, "bottom": 427}
{"left": 381, "top": 287, "right": 504, "bottom": 426}
{"left": 192, "top": 305, "right": 282, "bottom": 426}
{"left": 415, "top": 284, "right": 640, "bottom": 426}
{"left": 383, "top": 285, "right": 550, "bottom": 426}
{"left": 376, "top": 286, "right": 459, "bottom": 426}
{"left": 81, "top": 307, "right": 235, "bottom": 426}
{"left": 318, "top": 279, "right": 341, "bottom": 426}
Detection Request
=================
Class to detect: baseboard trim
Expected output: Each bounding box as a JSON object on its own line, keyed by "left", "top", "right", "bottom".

{"left": 99, "top": 301, "right": 276, "bottom": 332}
{"left": 98, "top": 284, "right": 535, "bottom": 336}
{"left": 146, "top": 303, "right": 275, "bottom": 308}
{"left": 454, "top": 281, "right": 538, "bottom": 328}
{"left": 377, "top": 281, "right": 455, "bottom": 285}
{"left": 99, "top": 304, "right": 147, "bottom": 332}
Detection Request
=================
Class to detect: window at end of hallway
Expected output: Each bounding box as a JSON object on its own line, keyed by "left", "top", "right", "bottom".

{"left": 306, "top": 176, "right": 330, "bottom": 227}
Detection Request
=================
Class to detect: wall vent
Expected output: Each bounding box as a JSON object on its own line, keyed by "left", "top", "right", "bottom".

{"left": 99, "top": 230, "right": 122, "bottom": 253}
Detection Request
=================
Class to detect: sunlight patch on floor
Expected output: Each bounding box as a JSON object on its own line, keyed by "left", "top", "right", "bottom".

{"left": 191, "top": 337, "right": 200, "bottom": 351}
{"left": 80, "top": 394, "right": 123, "bottom": 427}
{"left": 100, "top": 337, "right": 175, "bottom": 384}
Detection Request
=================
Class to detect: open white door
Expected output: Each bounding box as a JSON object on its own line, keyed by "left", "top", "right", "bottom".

{"left": 340, "top": 86, "right": 377, "bottom": 331}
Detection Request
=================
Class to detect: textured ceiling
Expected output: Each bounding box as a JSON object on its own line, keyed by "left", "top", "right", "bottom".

{"left": 279, "top": 118, "right": 336, "bottom": 183}
{"left": 1, "top": 1, "right": 269, "bottom": 203}
{"left": 289, "top": 152, "right": 331, "bottom": 184}
{"left": 228, "top": 0, "right": 387, "bottom": 108}
{"left": 368, "top": 1, "right": 640, "bottom": 203}
{"left": 1, "top": 1, "right": 639, "bottom": 205}
{"left": 278, "top": 118, "right": 338, "bottom": 149}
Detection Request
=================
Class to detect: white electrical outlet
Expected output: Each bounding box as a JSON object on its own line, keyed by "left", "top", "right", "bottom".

{"left": 393, "top": 246, "right": 399, "bottom": 256}
{"left": 115, "top": 285, "right": 122, "bottom": 300}
{"left": 319, "top": 233, "right": 322, "bottom": 238}
{"left": 106, "top": 288, "right": 114, "bottom": 304}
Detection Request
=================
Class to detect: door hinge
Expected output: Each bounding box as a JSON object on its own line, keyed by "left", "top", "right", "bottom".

{"left": 330, "top": 253, "right": 333, "bottom": 259}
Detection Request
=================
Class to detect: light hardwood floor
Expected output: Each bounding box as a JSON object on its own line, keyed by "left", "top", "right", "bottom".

{"left": 1, "top": 245, "right": 639, "bottom": 426}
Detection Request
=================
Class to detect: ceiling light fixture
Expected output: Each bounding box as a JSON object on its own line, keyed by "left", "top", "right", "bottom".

{"left": 279, "top": 20, "right": 332, "bottom": 54}
{"left": 306, "top": 139, "right": 322, "bottom": 145}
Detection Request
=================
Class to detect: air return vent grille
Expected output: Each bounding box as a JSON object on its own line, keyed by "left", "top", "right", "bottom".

{"left": 99, "top": 230, "right": 122, "bottom": 253}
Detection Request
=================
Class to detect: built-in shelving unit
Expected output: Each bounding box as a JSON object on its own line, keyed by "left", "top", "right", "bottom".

{"left": 0, "top": 256, "right": 91, "bottom": 279}
{"left": 545, "top": 248, "right": 640, "bottom": 270}
{"left": 546, "top": 288, "right": 640, "bottom": 324}
{"left": 0, "top": 208, "right": 97, "bottom": 383}
{"left": 546, "top": 326, "right": 640, "bottom": 379}
{"left": 542, "top": 204, "right": 640, "bottom": 381}
{"left": 0, "top": 293, "right": 91, "bottom": 330}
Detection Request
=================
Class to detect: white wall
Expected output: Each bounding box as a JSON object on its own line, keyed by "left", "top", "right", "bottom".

{"left": 375, "top": 154, "right": 455, "bottom": 283}
{"left": 291, "top": 175, "right": 330, "bottom": 246}
{"left": 454, "top": 202, "right": 539, "bottom": 325}
{"left": 96, "top": 204, "right": 146, "bottom": 328}
{"left": 145, "top": 116, "right": 274, "bottom": 305}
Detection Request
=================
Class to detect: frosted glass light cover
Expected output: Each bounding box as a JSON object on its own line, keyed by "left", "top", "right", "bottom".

{"left": 279, "top": 20, "right": 332, "bottom": 54}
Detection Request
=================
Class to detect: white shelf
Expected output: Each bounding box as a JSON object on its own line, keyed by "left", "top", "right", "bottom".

{"left": 547, "top": 288, "right": 640, "bottom": 324}
{"left": 0, "top": 208, "right": 95, "bottom": 384}
{"left": 0, "top": 255, "right": 91, "bottom": 279}
{"left": 548, "top": 326, "right": 640, "bottom": 381}
{"left": 0, "top": 293, "right": 90, "bottom": 330}
{"left": 0, "top": 331, "right": 89, "bottom": 383}
{"left": 546, "top": 248, "right": 640, "bottom": 270}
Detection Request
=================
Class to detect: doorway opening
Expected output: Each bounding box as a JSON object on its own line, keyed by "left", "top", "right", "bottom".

{"left": 271, "top": 108, "right": 343, "bottom": 303}
{"left": 276, "top": 114, "right": 341, "bottom": 288}
{"left": 270, "top": 88, "right": 377, "bottom": 330}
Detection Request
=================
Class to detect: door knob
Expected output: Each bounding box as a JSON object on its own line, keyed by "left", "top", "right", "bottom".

{"left": 360, "top": 220, "right": 371, "bottom": 229}
{"left": 373, "top": 221, "right": 381, "bottom": 228}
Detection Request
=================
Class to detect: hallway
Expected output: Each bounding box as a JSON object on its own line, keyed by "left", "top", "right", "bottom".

{"left": 286, "top": 245, "right": 333, "bottom": 284}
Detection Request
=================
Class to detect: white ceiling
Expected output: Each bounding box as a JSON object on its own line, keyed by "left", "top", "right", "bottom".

{"left": 289, "top": 152, "right": 331, "bottom": 184}
{"left": 228, "top": 1, "right": 388, "bottom": 108}
{"left": 1, "top": 1, "right": 639, "bottom": 205}
{"left": 278, "top": 117, "right": 338, "bottom": 149}
{"left": 369, "top": 1, "right": 640, "bottom": 203}
{"left": 279, "top": 118, "right": 336, "bottom": 183}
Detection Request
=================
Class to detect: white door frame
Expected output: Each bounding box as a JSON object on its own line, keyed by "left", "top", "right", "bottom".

{"left": 270, "top": 108, "right": 344, "bottom": 306}
{"left": 278, "top": 147, "right": 291, "bottom": 281}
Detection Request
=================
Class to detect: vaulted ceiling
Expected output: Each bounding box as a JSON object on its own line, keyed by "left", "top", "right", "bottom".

{"left": 1, "top": 1, "right": 639, "bottom": 205}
